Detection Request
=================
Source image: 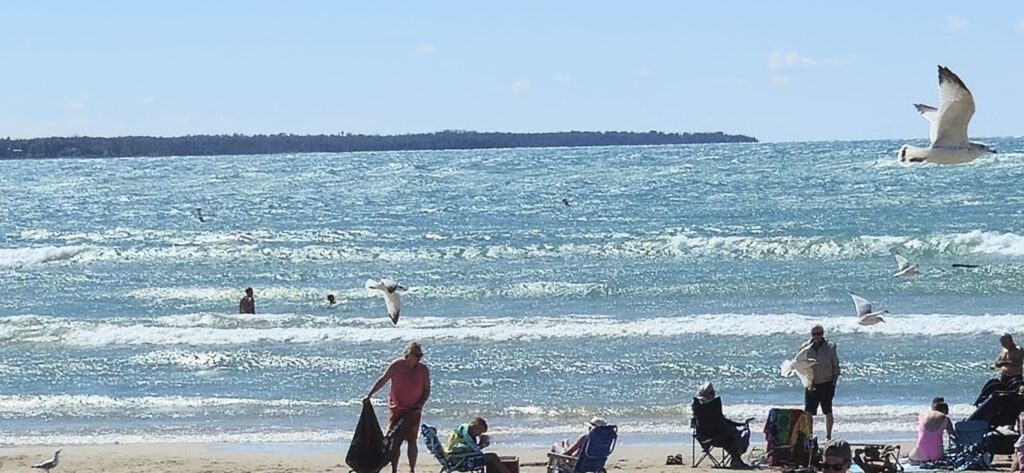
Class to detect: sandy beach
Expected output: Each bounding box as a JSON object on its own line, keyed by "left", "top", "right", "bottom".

{"left": 0, "top": 441, "right": 950, "bottom": 473}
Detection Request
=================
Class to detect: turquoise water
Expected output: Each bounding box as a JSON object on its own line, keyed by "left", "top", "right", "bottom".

{"left": 1, "top": 139, "right": 1024, "bottom": 446}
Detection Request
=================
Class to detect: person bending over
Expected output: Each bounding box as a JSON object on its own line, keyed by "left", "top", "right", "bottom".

{"left": 445, "top": 417, "right": 511, "bottom": 473}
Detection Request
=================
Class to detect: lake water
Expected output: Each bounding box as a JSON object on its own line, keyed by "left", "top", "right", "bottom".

{"left": 2, "top": 139, "right": 1023, "bottom": 446}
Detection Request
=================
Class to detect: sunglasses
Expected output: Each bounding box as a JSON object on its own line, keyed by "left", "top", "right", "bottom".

{"left": 811, "top": 332, "right": 825, "bottom": 336}
{"left": 822, "top": 462, "right": 846, "bottom": 471}
{"left": 412, "top": 353, "right": 423, "bottom": 358}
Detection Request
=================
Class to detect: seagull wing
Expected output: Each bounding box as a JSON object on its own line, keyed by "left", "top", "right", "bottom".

{"left": 781, "top": 345, "right": 817, "bottom": 388}
{"left": 914, "top": 104, "right": 939, "bottom": 144}
{"left": 894, "top": 253, "right": 912, "bottom": 271}
{"left": 383, "top": 290, "right": 402, "bottom": 324}
{"left": 932, "top": 66, "right": 975, "bottom": 147}
{"left": 851, "top": 292, "right": 872, "bottom": 317}
{"left": 365, "top": 278, "right": 384, "bottom": 291}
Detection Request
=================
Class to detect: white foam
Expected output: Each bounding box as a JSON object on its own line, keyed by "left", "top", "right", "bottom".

{"left": 0, "top": 394, "right": 351, "bottom": 418}
{"left": 4, "top": 312, "right": 1024, "bottom": 346}
{"left": 0, "top": 246, "right": 89, "bottom": 268}
{"left": 59, "top": 229, "right": 1024, "bottom": 265}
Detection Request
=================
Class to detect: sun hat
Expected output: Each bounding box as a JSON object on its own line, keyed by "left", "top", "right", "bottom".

{"left": 587, "top": 416, "right": 608, "bottom": 427}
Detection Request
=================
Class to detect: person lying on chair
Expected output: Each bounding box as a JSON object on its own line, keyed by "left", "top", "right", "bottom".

{"left": 445, "top": 417, "right": 511, "bottom": 473}
{"left": 692, "top": 382, "right": 751, "bottom": 468}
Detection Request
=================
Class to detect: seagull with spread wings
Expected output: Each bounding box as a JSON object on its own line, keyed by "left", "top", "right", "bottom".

{"left": 365, "top": 278, "right": 406, "bottom": 324}
{"left": 893, "top": 253, "right": 919, "bottom": 277}
{"left": 898, "top": 66, "right": 995, "bottom": 165}
{"left": 851, "top": 292, "right": 888, "bottom": 326}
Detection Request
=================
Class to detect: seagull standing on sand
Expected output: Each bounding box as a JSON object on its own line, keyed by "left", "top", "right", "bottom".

{"left": 898, "top": 66, "right": 995, "bottom": 165}
{"left": 851, "top": 292, "right": 888, "bottom": 326}
{"left": 893, "top": 253, "right": 919, "bottom": 277}
{"left": 781, "top": 344, "right": 817, "bottom": 389}
{"left": 31, "top": 449, "right": 60, "bottom": 473}
{"left": 365, "top": 278, "right": 406, "bottom": 324}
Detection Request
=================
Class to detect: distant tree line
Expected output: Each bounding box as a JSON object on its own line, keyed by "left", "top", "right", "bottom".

{"left": 0, "top": 130, "right": 757, "bottom": 160}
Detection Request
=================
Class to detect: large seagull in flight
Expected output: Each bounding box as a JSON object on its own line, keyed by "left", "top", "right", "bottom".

{"left": 898, "top": 66, "right": 995, "bottom": 165}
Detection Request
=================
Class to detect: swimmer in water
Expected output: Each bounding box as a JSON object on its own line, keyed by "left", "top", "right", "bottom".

{"left": 195, "top": 207, "right": 205, "bottom": 223}
{"left": 327, "top": 294, "right": 337, "bottom": 306}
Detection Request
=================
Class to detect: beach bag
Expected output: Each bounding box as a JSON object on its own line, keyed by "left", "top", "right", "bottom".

{"left": 346, "top": 402, "right": 394, "bottom": 473}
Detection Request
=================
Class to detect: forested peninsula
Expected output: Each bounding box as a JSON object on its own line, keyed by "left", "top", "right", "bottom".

{"left": 0, "top": 130, "right": 757, "bottom": 160}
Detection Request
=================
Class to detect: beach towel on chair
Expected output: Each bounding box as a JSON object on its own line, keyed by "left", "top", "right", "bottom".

{"left": 346, "top": 401, "right": 395, "bottom": 473}
{"left": 765, "top": 408, "right": 813, "bottom": 467}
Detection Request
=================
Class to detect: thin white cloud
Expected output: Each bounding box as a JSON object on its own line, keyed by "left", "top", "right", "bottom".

{"left": 638, "top": 68, "right": 654, "bottom": 77}
{"left": 553, "top": 73, "right": 571, "bottom": 82}
{"left": 771, "top": 76, "right": 791, "bottom": 86}
{"left": 823, "top": 55, "right": 856, "bottom": 68}
{"left": 1015, "top": 20, "right": 1024, "bottom": 31}
{"left": 512, "top": 79, "right": 531, "bottom": 93}
{"left": 768, "top": 49, "right": 814, "bottom": 70}
{"left": 65, "top": 96, "right": 89, "bottom": 111}
{"left": 947, "top": 16, "right": 969, "bottom": 31}
{"left": 416, "top": 43, "right": 438, "bottom": 55}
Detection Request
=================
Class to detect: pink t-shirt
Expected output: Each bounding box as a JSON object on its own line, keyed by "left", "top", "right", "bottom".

{"left": 388, "top": 359, "right": 430, "bottom": 410}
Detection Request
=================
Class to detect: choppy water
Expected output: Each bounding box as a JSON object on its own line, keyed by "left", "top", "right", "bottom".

{"left": 2, "top": 139, "right": 1024, "bottom": 446}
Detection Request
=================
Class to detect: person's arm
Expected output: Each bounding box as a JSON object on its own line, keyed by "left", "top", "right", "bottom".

{"left": 832, "top": 345, "right": 841, "bottom": 384}
{"left": 364, "top": 361, "right": 396, "bottom": 402}
{"left": 564, "top": 434, "right": 587, "bottom": 457}
{"left": 944, "top": 417, "right": 955, "bottom": 437}
{"left": 412, "top": 366, "right": 431, "bottom": 410}
{"left": 238, "top": 298, "right": 244, "bottom": 314}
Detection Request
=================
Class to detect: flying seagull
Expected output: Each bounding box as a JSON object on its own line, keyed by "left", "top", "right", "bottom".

{"left": 31, "top": 449, "right": 61, "bottom": 473}
{"left": 851, "top": 292, "right": 888, "bottom": 326}
{"left": 899, "top": 66, "right": 995, "bottom": 165}
{"left": 365, "top": 278, "right": 406, "bottom": 324}
{"left": 893, "top": 253, "right": 919, "bottom": 277}
{"left": 781, "top": 344, "right": 817, "bottom": 389}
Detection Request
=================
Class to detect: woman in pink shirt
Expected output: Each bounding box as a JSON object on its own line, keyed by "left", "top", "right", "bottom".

{"left": 366, "top": 342, "right": 432, "bottom": 473}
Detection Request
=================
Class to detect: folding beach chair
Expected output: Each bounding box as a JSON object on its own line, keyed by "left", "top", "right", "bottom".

{"left": 421, "top": 424, "right": 487, "bottom": 473}
{"left": 763, "top": 408, "right": 814, "bottom": 467}
{"left": 690, "top": 397, "right": 750, "bottom": 468}
{"left": 851, "top": 444, "right": 902, "bottom": 473}
{"left": 547, "top": 425, "right": 618, "bottom": 473}
{"left": 947, "top": 420, "right": 992, "bottom": 471}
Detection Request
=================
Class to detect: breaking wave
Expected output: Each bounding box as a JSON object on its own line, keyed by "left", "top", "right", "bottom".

{"left": 0, "top": 245, "right": 89, "bottom": 268}
{"left": 2, "top": 312, "right": 1021, "bottom": 347}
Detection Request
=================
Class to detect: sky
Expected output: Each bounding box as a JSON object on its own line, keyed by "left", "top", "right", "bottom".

{"left": 0, "top": 1, "right": 1022, "bottom": 142}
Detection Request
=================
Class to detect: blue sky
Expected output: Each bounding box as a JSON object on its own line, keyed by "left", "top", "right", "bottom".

{"left": 0, "top": 1, "right": 1022, "bottom": 142}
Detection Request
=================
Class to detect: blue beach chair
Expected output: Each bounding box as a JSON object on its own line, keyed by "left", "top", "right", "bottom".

{"left": 948, "top": 420, "right": 992, "bottom": 471}
{"left": 547, "top": 425, "right": 618, "bottom": 473}
{"left": 420, "top": 423, "right": 486, "bottom": 473}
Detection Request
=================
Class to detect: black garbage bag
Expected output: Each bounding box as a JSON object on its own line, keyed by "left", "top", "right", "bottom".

{"left": 347, "top": 401, "right": 398, "bottom": 473}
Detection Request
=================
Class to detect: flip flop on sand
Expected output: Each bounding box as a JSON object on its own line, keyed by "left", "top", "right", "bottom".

{"left": 666, "top": 454, "right": 683, "bottom": 465}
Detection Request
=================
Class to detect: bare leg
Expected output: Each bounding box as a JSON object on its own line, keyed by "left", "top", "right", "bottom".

{"left": 407, "top": 439, "right": 418, "bottom": 473}
{"left": 825, "top": 414, "right": 834, "bottom": 441}
{"left": 391, "top": 439, "right": 403, "bottom": 473}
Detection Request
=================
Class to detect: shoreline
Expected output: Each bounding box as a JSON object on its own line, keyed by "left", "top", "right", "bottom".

{"left": 0, "top": 441, "right": 938, "bottom": 473}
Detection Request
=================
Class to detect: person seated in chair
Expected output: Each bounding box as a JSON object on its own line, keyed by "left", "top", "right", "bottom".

{"left": 692, "top": 382, "right": 751, "bottom": 468}
{"left": 821, "top": 439, "right": 852, "bottom": 473}
{"left": 908, "top": 400, "right": 954, "bottom": 462}
{"left": 445, "top": 417, "right": 511, "bottom": 473}
{"left": 550, "top": 417, "right": 608, "bottom": 459}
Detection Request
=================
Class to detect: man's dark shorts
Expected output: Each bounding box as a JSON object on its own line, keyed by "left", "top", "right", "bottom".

{"left": 804, "top": 381, "right": 836, "bottom": 415}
